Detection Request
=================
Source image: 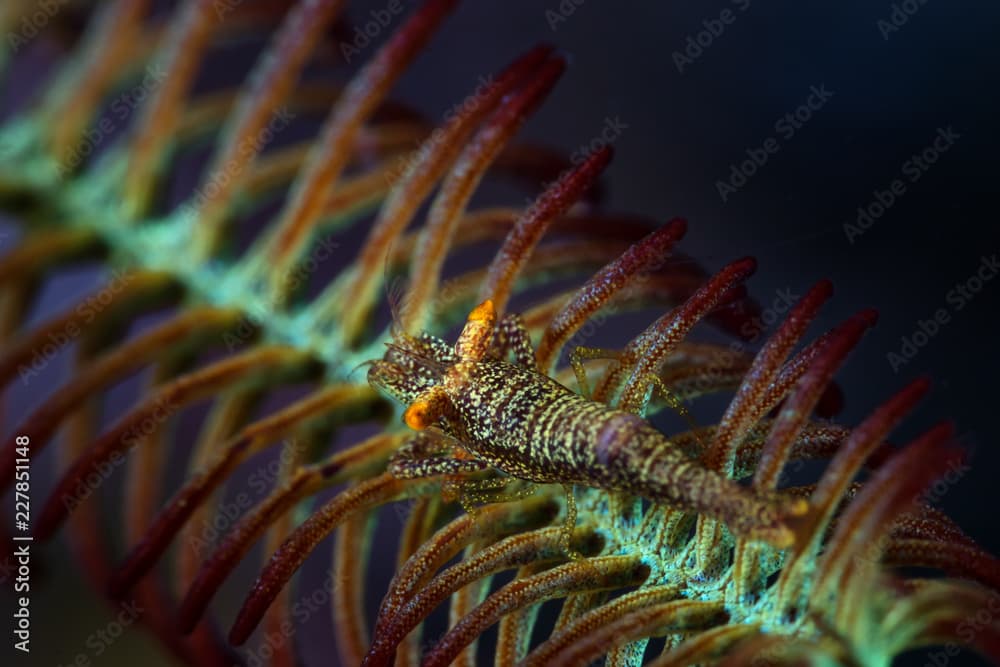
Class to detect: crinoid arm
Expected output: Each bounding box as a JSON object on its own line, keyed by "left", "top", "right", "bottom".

{"left": 1, "top": 2, "right": 997, "bottom": 667}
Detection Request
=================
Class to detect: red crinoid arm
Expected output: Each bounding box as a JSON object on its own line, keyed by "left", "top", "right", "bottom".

{"left": 174, "top": 431, "right": 400, "bottom": 634}
{"left": 109, "top": 432, "right": 259, "bottom": 600}
{"left": 692, "top": 308, "right": 875, "bottom": 572}
{"left": 380, "top": 496, "right": 445, "bottom": 666}
{"left": 882, "top": 539, "right": 1000, "bottom": 590}
{"left": 751, "top": 306, "right": 878, "bottom": 492}
{"left": 366, "top": 526, "right": 575, "bottom": 666}
{"left": 0, "top": 228, "right": 100, "bottom": 285}
{"left": 239, "top": 119, "right": 430, "bottom": 196}
{"left": 446, "top": 541, "right": 487, "bottom": 667}
{"left": 881, "top": 581, "right": 1000, "bottom": 661}
{"left": 750, "top": 326, "right": 850, "bottom": 420}
{"left": 334, "top": 44, "right": 556, "bottom": 345}
{"left": 59, "top": 385, "right": 111, "bottom": 588}
{"left": 522, "top": 584, "right": 681, "bottom": 666}
{"left": 263, "top": 0, "right": 461, "bottom": 282}
{"left": 175, "top": 390, "right": 263, "bottom": 596}
{"left": 647, "top": 623, "right": 765, "bottom": 667}
{"left": 704, "top": 279, "right": 834, "bottom": 478}
{"left": 676, "top": 422, "right": 851, "bottom": 479}
{"left": 803, "top": 377, "right": 932, "bottom": 550}
{"left": 715, "top": 634, "right": 835, "bottom": 666}
{"left": 614, "top": 257, "right": 757, "bottom": 414}
{"left": 728, "top": 307, "right": 876, "bottom": 597}
{"left": 401, "top": 54, "right": 566, "bottom": 333}
{"left": 371, "top": 495, "right": 559, "bottom": 639}
{"left": 398, "top": 208, "right": 656, "bottom": 260}
{"left": 228, "top": 474, "right": 427, "bottom": 645}
{"left": 494, "top": 560, "right": 553, "bottom": 665}
{"left": 110, "top": 384, "right": 377, "bottom": 600}
{"left": 190, "top": 0, "right": 349, "bottom": 254}
{"left": 42, "top": 0, "right": 153, "bottom": 164}
{"left": 0, "top": 270, "right": 174, "bottom": 391}
{"left": 535, "top": 217, "right": 689, "bottom": 374}
{"left": 477, "top": 146, "right": 615, "bottom": 316}
{"left": 423, "top": 236, "right": 636, "bottom": 329}
{"left": 812, "top": 423, "right": 961, "bottom": 625}
{"left": 528, "top": 272, "right": 742, "bottom": 359}
{"left": 121, "top": 361, "right": 235, "bottom": 667}
{"left": 527, "top": 597, "right": 727, "bottom": 667}
{"left": 123, "top": 0, "right": 220, "bottom": 217}
{"left": 0, "top": 305, "right": 238, "bottom": 492}
{"left": 593, "top": 259, "right": 754, "bottom": 407}
{"left": 774, "top": 378, "right": 932, "bottom": 608}
{"left": 34, "top": 347, "right": 316, "bottom": 541}
{"left": 331, "top": 510, "right": 377, "bottom": 666}
{"left": 420, "top": 555, "right": 649, "bottom": 667}
{"left": 48, "top": 314, "right": 160, "bottom": 605}
{"left": 891, "top": 504, "right": 979, "bottom": 548}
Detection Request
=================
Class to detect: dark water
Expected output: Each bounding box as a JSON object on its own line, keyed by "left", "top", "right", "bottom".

{"left": 2, "top": 1, "right": 998, "bottom": 666}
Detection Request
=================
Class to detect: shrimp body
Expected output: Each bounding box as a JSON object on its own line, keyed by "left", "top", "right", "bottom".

{"left": 444, "top": 358, "right": 802, "bottom": 546}
{"left": 444, "top": 357, "right": 667, "bottom": 485}
{"left": 369, "top": 300, "right": 806, "bottom": 547}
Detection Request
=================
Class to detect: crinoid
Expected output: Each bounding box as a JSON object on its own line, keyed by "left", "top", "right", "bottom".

{"left": 1, "top": 1, "right": 998, "bottom": 666}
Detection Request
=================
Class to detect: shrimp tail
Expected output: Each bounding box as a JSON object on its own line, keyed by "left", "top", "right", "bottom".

{"left": 727, "top": 490, "right": 810, "bottom": 549}
{"left": 643, "top": 452, "right": 808, "bottom": 549}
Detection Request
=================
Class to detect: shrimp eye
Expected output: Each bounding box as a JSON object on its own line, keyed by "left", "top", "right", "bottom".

{"left": 404, "top": 400, "right": 433, "bottom": 430}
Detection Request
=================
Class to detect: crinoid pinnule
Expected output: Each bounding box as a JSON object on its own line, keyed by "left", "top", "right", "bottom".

{"left": 1, "top": 1, "right": 998, "bottom": 666}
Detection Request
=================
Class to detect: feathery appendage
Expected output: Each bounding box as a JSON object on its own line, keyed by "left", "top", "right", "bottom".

{"left": 1, "top": 2, "right": 997, "bottom": 666}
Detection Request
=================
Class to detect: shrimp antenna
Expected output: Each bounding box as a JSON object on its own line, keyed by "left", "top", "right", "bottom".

{"left": 382, "top": 238, "right": 410, "bottom": 340}
{"left": 346, "top": 358, "right": 377, "bottom": 380}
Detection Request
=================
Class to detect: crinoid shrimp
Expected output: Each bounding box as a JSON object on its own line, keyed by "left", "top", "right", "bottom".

{"left": 368, "top": 298, "right": 808, "bottom": 549}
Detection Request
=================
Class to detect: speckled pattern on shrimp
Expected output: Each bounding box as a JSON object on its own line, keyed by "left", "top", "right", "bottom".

{"left": 369, "top": 299, "right": 808, "bottom": 547}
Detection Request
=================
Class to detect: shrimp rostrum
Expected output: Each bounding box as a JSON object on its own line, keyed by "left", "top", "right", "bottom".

{"left": 367, "top": 299, "right": 808, "bottom": 548}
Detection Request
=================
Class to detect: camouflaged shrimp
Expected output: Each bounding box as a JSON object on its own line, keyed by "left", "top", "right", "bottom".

{"left": 368, "top": 299, "right": 808, "bottom": 548}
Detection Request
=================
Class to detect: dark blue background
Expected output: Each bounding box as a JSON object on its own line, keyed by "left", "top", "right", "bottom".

{"left": 2, "top": 1, "right": 998, "bottom": 665}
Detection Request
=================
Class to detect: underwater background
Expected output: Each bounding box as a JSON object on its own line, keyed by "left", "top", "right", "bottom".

{"left": 2, "top": 1, "right": 998, "bottom": 665}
